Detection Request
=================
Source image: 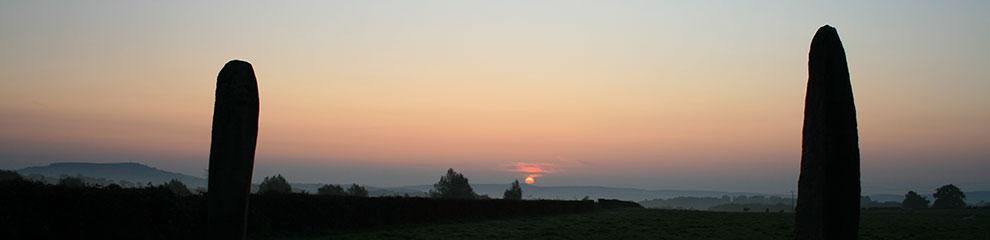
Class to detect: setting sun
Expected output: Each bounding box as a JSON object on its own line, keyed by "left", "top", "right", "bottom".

{"left": 525, "top": 177, "right": 535, "bottom": 184}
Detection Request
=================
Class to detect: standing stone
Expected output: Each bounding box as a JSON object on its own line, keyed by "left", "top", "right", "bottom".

{"left": 208, "top": 60, "right": 260, "bottom": 240}
{"left": 795, "top": 25, "right": 861, "bottom": 240}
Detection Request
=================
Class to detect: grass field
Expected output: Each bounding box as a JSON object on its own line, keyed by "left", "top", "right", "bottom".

{"left": 292, "top": 208, "right": 989, "bottom": 240}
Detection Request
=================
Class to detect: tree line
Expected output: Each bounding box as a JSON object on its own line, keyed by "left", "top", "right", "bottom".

{"left": 1, "top": 168, "right": 607, "bottom": 239}
{"left": 3, "top": 168, "right": 979, "bottom": 209}
{"left": 639, "top": 184, "right": 976, "bottom": 211}
{"left": 253, "top": 168, "right": 525, "bottom": 200}
{"left": 254, "top": 174, "right": 369, "bottom": 197}
{"left": 901, "top": 184, "right": 968, "bottom": 210}
{"left": 1, "top": 167, "right": 526, "bottom": 200}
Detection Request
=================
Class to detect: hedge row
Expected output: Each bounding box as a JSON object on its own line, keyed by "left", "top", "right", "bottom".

{"left": 1, "top": 180, "right": 638, "bottom": 239}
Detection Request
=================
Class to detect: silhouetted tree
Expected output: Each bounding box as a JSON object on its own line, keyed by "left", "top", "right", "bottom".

{"left": 57, "top": 175, "right": 86, "bottom": 188}
{"left": 859, "top": 195, "right": 874, "bottom": 207}
{"left": 431, "top": 168, "right": 476, "bottom": 199}
{"left": 902, "top": 191, "right": 930, "bottom": 210}
{"left": 164, "top": 179, "right": 193, "bottom": 196}
{"left": 23, "top": 173, "right": 47, "bottom": 183}
{"left": 932, "top": 184, "right": 966, "bottom": 209}
{"left": 347, "top": 184, "right": 368, "bottom": 197}
{"left": 119, "top": 180, "right": 135, "bottom": 188}
{"left": 258, "top": 174, "right": 291, "bottom": 194}
{"left": 0, "top": 169, "right": 23, "bottom": 182}
{"left": 317, "top": 184, "right": 346, "bottom": 196}
{"left": 503, "top": 179, "right": 522, "bottom": 200}
{"left": 105, "top": 183, "right": 123, "bottom": 191}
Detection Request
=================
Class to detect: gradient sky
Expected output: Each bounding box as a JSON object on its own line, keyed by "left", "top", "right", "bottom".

{"left": 1, "top": 1, "right": 987, "bottom": 194}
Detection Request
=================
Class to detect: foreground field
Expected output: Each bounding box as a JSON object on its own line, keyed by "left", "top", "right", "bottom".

{"left": 4, "top": 181, "right": 986, "bottom": 239}
{"left": 297, "top": 208, "right": 989, "bottom": 240}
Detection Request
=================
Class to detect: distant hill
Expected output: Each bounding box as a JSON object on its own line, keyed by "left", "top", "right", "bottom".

{"left": 18, "top": 162, "right": 206, "bottom": 188}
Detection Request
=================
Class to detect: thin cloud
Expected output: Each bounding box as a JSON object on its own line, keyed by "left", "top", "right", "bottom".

{"left": 501, "top": 155, "right": 587, "bottom": 176}
{"left": 505, "top": 162, "right": 555, "bottom": 174}
{"left": 555, "top": 156, "right": 590, "bottom": 166}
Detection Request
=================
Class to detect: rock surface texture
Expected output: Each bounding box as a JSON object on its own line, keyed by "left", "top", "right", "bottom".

{"left": 207, "top": 60, "right": 260, "bottom": 240}
{"left": 795, "top": 25, "right": 861, "bottom": 240}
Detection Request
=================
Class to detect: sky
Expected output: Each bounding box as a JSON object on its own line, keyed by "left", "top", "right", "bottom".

{"left": 1, "top": 1, "right": 987, "bottom": 194}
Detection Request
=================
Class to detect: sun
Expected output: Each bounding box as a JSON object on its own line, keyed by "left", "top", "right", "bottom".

{"left": 525, "top": 177, "right": 535, "bottom": 184}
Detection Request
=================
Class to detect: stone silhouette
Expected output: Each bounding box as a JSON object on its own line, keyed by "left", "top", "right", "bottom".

{"left": 207, "top": 60, "right": 260, "bottom": 240}
{"left": 795, "top": 25, "right": 861, "bottom": 240}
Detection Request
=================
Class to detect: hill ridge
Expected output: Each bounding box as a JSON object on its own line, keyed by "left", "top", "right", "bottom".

{"left": 18, "top": 162, "right": 206, "bottom": 187}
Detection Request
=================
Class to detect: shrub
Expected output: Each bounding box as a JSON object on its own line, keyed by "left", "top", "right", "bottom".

{"left": 347, "top": 184, "right": 368, "bottom": 197}
{"left": 932, "top": 184, "right": 966, "bottom": 209}
{"left": 164, "top": 179, "right": 193, "bottom": 196}
{"left": 317, "top": 184, "right": 346, "bottom": 196}
{"left": 431, "top": 168, "right": 476, "bottom": 199}
{"left": 0, "top": 169, "right": 23, "bottom": 182}
{"left": 901, "top": 191, "right": 929, "bottom": 210}
{"left": 503, "top": 180, "right": 522, "bottom": 200}
{"left": 57, "top": 175, "right": 86, "bottom": 188}
{"left": 258, "top": 174, "right": 291, "bottom": 194}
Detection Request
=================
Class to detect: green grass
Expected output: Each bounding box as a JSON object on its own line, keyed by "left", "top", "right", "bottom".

{"left": 859, "top": 209, "right": 988, "bottom": 240}
{"left": 290, "top": 208, "right": 989, "bottom": 240}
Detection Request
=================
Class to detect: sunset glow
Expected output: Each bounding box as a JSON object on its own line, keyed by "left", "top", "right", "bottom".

{"left": 1, "top": 1, "right": 988, "bottom": 194}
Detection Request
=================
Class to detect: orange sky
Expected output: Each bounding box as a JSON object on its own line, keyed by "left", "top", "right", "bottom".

{"left": 1, "top": 1, "right": 988, "bottom": 194}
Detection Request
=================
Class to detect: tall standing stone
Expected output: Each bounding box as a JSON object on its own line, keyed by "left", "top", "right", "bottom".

{"left": 208, "top": 60, "right": 260, "bottom": 240}
{"left": 795, "top": 25, "right": 861, "bottom": 240}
